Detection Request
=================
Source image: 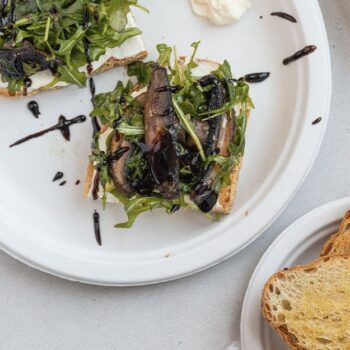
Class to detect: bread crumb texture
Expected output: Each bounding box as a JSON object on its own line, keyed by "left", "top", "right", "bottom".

{"left": 262, "top": 256, "right": 350, "bottom": 350}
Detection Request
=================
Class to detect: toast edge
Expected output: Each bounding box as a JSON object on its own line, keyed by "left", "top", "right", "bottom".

{"left": 320, "top": 210, "right": 350, "bottom": 256}
{"left": 0, "top": 51, "right": 148, "bottom": 98}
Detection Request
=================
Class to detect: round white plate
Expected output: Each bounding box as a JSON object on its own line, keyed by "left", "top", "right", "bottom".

{"left": 240, "top": 197, "right": 350, "bottom": 349}
{"left": 0, "top": 0, "right": 331, "bottom": 285}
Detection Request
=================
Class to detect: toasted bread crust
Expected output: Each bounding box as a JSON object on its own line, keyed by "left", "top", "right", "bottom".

{"left": 0, "top": 51, "right": 147, "bottom": 98}
{"left": 321, "top": 210, "right": 350, "bottom": 256}
{"left": 261, "top": 255, "right": 350, "bottom": 350}
{"left": 83, "top": 162, "right": 95, "bottom": 198}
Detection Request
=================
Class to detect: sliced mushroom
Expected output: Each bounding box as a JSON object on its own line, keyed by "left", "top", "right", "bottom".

{"left": 191, "top": 80, "right": 235, "bottom": 212}
{"left": 108, "top": 133, "right": 134, "bottom": 197}
{"left": 144, "top": 63, "right": 179, "bottom": 199}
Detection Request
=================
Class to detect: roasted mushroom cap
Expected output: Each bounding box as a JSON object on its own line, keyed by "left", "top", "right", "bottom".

{"left": 191, "top": 78, "right": 235, "bottom": 212}
{"left": 144, "top": 63, "right": 180, "bottom": 200}
{"left": 108, "top": 133, "right": 134, "bottom": 197}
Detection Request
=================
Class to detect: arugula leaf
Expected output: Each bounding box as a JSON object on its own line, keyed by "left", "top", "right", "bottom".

{"left": 57, "top": 65, "right": 86, "bottom": 87}
{"left": 127, "top": 60, "right": 153, "bottom": 85}
{"left": 156, "top": 43, "right": 172, "bottom": 67}
{"left": 116, "top": 121, "right": 144, "bottom": 136}
{"left": 114, "top": 194, "right": 192, "bottom": 228}
{"left": 172, "top": 97, "right": 206, "bottom": 161}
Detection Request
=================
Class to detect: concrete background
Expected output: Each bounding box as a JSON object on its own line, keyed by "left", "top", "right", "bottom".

{"left": 0, "top": 1, "right": 349, "bottom": 349}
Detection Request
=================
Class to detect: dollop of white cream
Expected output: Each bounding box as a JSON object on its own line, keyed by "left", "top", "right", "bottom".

{"left": 191, "top": 0, "right": 252, "bottom": 25}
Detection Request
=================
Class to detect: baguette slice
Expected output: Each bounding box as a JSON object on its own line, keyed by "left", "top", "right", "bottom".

{"left": 321, "top": 210, "right": 350, "bottom": 257}
{"left": 262, "top": 255, "right": 350, "bottom": 350}
{"left": 0, "top": 14, "right": 147, "bottom": 98}
{"left": 84, "top": 58, "right": 249, "bottom": 214}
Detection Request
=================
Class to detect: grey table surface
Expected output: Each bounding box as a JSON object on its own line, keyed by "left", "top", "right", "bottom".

{"left": 1, "top": 1, "right": 349, "bottom": 349}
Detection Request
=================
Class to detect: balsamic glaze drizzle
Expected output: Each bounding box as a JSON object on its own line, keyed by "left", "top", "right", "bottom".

{"left": 92, "top": 171, "right": 100, "bottom": 200}
{"left": 75, "top": 180, "right": 81, "bottom": 185}
{"left": 89, "top": 76, "right": 96, "bottom": 98}
{"left": 170, "top": 204, "right": 180, "bottom": 214}
{"left": 271, "top": 12, "right": 297, "bottom": 23}
{"left": 52, "top": 171, "right": 64, "bottom": 182}
{"left": 312, "top": 117, "right": 322, "bottom": 125}
{"left": 59, "top": 180, "right": 67, "bottom": 186}
{"left": 9, "top": 115, "right": 86, "bottom": 148}
{"left": 93, "top": 210, "right": 102, "bottom": 246}
{"left": 27, "top": 100, "right": 40, "bottom": 118}
{"left": 243, "top": 72, "right": 270, "bottom": 83}
{"left": 23, "top": 78, "right": 32, "bottom": 96}
{"left": 155, "top": 85, "right": 180, "bottom": 93}
{"left": 83, "top": 6, "right": 93, "bottom": 75}
{"left": 91, "top": 117, "right": 101, "bottom": 138}
{"left": 283, "top": 45, "right": 317, "bottom": 65}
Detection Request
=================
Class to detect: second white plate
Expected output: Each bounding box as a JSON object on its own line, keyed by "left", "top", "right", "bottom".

{"left": 241, "top": 197, "right": 350, "bottom": 350}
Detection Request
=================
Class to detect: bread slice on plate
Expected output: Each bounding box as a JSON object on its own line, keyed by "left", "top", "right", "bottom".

{"left": 321, "top": 210, "right": 350, "bottom": 256}
{"left": 262, "top": 255, "right": 350, "bottom": 350}
{"left": 84, "top": 58, "right": 247, "bottom": 215}
{"left": 84, "top": 45, "right": 253, "bottom": 227}
{"left": 0, "top": 3, "right": 147, "bottom": 98}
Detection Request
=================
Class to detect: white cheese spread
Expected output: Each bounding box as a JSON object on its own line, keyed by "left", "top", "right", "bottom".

{"left": 190, "top": 0, "right": 251, "bottom": 26}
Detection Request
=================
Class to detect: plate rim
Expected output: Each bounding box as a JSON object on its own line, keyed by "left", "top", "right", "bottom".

{"left": 0, "top": 0, "right": 332, "bottom": 286}
{"left": 240, "top": 197, "right": 350, "bottom": 349}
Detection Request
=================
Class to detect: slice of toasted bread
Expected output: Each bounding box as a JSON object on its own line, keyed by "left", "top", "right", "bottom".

{"left": 0, "top": 51, "right": 147, "bottom": 98}
{"left": 321, "top": 210, "right": 350, "bottom": 257}
{"left": 262, "top": 255, "right": 350, "bottom": 350}
{"left": 83, "top": 58, "right": 250, "bottom": 214}
{"left": 0, "top": 13, "right": 147, "bottom": 98}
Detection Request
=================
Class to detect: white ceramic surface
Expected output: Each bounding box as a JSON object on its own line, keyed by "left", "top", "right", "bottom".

{"left": 241, "top": 197, "right": 350, "bottom": 350}
{"left": 0, "top": 0, "right": 331, "bottom": 285}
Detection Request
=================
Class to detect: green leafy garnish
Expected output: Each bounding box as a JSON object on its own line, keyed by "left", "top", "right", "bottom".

{"left": 0, "top": 0, "right": 146, "bottom": 92}
{"left": 172, "top": 96, "right": 206, "bottom": 161}
{"left": 91, "top": 42, "right": 254, "bottom": 228}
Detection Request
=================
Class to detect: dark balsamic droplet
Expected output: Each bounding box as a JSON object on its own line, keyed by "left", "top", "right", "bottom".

{"left": 197, "top": 190, "right": 218, "bottom": 213}
{"left": 155, "top": 85, "right": 180, "bottom": 93}
{"left": 106, "top": 147, "right": 129, "bottom": 164}
{"left": 312, "top": 117, "right": 322, "bottom": 125}
{"left": 243, "top": 72, "right": 270, "bottom": 83}
{"left": 27, "top": 101, "right": 40, "bottom": 118}
{"left": 91, "top": 117, "right": 100, "bottom": 138}
{"left": 82, "top": 5, "right": 90, "bottom": 30}
{"left": 52, "top": 171, "right": 64, "bottom": 182}
{"left": 49, "top": 4, "right": 58, "bottom": 16}
{"left": 89, "top": 78, "right": 96, "bottom": 99}
{"left": 158, "top": 106, "right": 174, "bottom": 117}
{"left": 75, "top": 180, "right": 81, "bottom": 185}
{"left": 9, "top": 114, "right": 87, "bottom": 148}
{"left": 170, "top": 204, "right": 180, "bottom": 214}
{"left": 24, "top": 77, "right": 32, "bottom": 87}
{"left": 271, "top": 12, "right": 297, "bottom": 23}
{"left": 283, "top": 45, "right": 317, "bottom": 65}
{"left": 23, "top": 77, "right": 32, "bottom": 96}
{"left": 93, "top": 211, "right": 102, "bottom": 246}
{"left": 59, "top": 181, "right": 67, "bottom": 186}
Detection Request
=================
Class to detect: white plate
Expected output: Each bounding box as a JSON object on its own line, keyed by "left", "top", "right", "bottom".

{"left": 240, "top": 197, "right": 350, "bottom": 349}
{"left": 0, "top": 0, "right": 331, "bottom": 285}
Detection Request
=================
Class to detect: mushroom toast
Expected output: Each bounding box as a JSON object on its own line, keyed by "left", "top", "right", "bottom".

{"left": 84, "top": 43, "right": 253, "bottom": 228}
{"left": 0, "top": 0, "right": 147, "bottom": 97}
